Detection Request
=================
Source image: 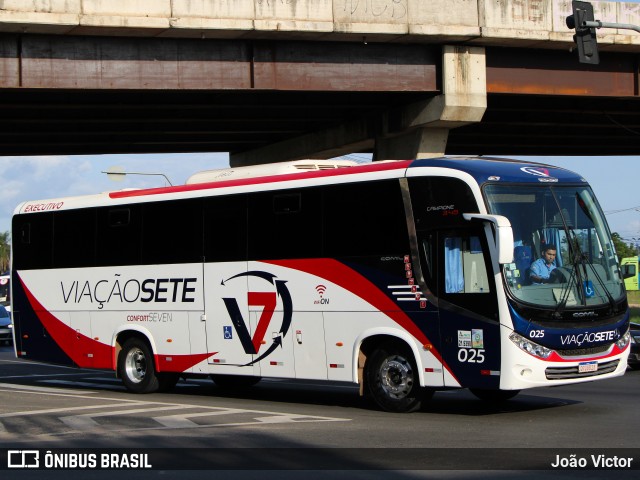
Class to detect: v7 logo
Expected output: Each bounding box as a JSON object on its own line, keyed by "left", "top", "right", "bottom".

{"left": 222, "top": 270, "right": 293, "bottom": 366}
{"left": 223, "top": 292, "right": 276, "bottom": 355}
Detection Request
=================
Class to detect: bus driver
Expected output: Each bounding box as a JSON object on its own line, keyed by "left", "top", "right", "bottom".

{"left": 530, "top": 244, "right": 557, "bottom": 284}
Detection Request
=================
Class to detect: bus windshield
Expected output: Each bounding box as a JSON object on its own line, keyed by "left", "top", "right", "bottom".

{"left": 484, "top": 184, "right": 624, "bottom": 309}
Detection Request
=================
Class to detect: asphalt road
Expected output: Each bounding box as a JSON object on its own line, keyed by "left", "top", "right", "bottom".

{"left": 0, "top": 344, "right": 638, "bottom": 479}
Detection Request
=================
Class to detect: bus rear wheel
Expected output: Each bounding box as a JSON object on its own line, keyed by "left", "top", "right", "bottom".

{"left": 365, "top": 343, "right": 424, "bottom": 413}
{"left": 118, "top": 338, "right": 160, "bottom": 394}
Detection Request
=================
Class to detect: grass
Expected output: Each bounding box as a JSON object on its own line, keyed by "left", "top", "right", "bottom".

{"left": 628, "top": 290, "right": 640, "bottom": 323}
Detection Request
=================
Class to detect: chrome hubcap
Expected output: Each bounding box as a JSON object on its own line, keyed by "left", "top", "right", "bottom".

{"left": 379, "top": 355, "right": 413, "bottom": 400}
{"left": 125, "top": 347, "right": 146, "bottom": 383}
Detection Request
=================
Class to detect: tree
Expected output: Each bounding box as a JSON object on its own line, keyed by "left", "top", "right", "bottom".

{"left": 0, "top": 231, "right": 9, "bottom": 273}
{"left": 612, "top": 232, "right": 638, "bottom": 259}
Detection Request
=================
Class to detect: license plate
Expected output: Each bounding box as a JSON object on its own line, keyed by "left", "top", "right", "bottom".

{"left": 578, "top": 361, "right": 598, "bottom": 373}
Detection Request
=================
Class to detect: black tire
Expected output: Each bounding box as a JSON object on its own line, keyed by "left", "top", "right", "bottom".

{"left": 118, "top": 338, "right": 160, "bottom": 393}
{"left": 210, "top": 374, "right": 262, "bottom": 388}
{"left": 470, "top": 388, "right": 520, "bottom": 402}
{"left": 365, "top": 342, "right": 424, "bottom": 413}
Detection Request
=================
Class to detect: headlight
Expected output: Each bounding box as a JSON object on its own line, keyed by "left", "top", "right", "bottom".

{"left": 616, "top": 330, "right": 631, "bottom": 350}
{"left": 509, "top": 332, "right": 552, "bottom": 359}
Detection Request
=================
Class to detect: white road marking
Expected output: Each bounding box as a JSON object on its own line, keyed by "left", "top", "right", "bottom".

{"left": 0, "top": 377, "right": 352, "bottom": 438}
{"left": 0, "top": 358, "right": 95, "bottom": 371}
{"left": 255, "top": 415, "right": 312, "bottom": 423}
{"left": 0, "top": 382, "right": 96, "bottom": 394}
{"left": 60, "top": 405, "right": 187, "bottom": 430}
{"left": 0, "top": 403, "right": 142, "bottom": 418}
{"left": 40, "top": 380, "right": 125, "bottom": 390}
{"left": 60, "top": 415, "right": 100, "bottom": 429}
{"left": 0, "top": 372, "right": 101, "bottom": 379}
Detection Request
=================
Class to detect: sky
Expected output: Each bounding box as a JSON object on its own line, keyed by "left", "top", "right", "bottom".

{"left": 0, "top": 153, "right": 638, "bottom": 248}
{"left": 1, "top": 1, "right": 639, "bottom": 246}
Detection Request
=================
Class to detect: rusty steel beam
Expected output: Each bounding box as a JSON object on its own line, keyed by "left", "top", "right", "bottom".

{"left": 0, "top": 34, "right": 439, "bottom": 92}
{"left": 1, "top": 34, "right": 640, "bottom": 157}
{"left": 486, "top": 47, "right": 639, "bottom": 97}
{"left": 253, "top": 42, "right": 438, "bottom": 91}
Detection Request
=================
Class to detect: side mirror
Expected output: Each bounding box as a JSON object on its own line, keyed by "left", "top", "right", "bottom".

{"left": 463, "top": 214, "right": 514, "bottom": 264}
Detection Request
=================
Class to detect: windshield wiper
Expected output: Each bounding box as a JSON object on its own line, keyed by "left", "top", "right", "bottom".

{"left": 580, "top": 252, "right": 618, "bottom": 314}
{"left": 551, "top": 191, "right": 618, "bottom": 316}
{"left": 573, "top": 193, "right": 618, "bottom": 314}
{"left": 549, "top": 190, "right": 586, "bottom": 315}
{"left": 553, "top": 259, "right": 579, "bottom": 319}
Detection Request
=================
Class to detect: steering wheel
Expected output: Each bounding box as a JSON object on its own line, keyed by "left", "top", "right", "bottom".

{"left": 548, "top": 268, "right": 566, "bottom": 284}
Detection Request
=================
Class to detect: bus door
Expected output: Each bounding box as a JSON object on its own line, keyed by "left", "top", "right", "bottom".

{"left": 202, "top": 196, "right": 261, "bottom": 376}
{"left": 204, "top": 262, "right": 263, "bottom": 376}
{"left": 206, "top": 262, "right": 298, "bottom": 380}
{"left": 430, "top": 228, "right": 501, "bottom": 389}
{"left": 246, "top": 264, "right": 296, "bottom": 379}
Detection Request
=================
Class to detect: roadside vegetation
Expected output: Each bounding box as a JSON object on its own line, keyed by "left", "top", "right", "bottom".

{"left": 628, "top": 291, "right": 640, "bottom": 323}
{"left": 0, "top": 231, "right": 9, "bottom": 272}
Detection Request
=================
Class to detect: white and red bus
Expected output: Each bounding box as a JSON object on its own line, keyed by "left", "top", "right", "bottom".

{"left": 10, "top": 157, "right": 631, "bottom": 412}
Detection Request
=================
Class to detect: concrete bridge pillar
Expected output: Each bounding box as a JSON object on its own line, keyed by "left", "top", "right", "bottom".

{"left": 374, "top": 45, "right": 487, "bottom": 160}
{"left": 230, "top": 45, "right": 487, "bottom": 167}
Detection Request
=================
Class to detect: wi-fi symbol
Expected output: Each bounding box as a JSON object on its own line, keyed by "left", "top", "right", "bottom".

{"left": 315, "top": 284, "right": 327, "bottom": 296}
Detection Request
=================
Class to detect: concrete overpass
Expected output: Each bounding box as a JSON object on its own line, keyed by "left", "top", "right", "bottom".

{"left": 0, "top": 0, "right": 639, "bottom": 165}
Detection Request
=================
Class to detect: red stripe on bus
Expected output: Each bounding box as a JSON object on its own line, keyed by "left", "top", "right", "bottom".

{"left": 109, "top": 160, "right": 413, "bottom": 199}
{"left": 19, "top": 275, "right": 113, "bottom": 369}
{"left": 262, "top": 258, "right": 459, "bottom": 384}
{"left": 546, "top": 346, "right": 626, "bottom": 363}
{"left": 18, "top": 275, "right": 216, "bottom": 373}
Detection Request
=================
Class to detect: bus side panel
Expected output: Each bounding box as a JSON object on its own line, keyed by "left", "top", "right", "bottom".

{"left": 11, "top": 271, "right": 75, "bottom": 366}
{"left": 15, "top": 265, "right": 208, "bottom": 374}
{"left": 438, "top": 307, "right": 501, "bottom": 389}
{"left": 261, "top": 258, "right": 448, "bottom": 386}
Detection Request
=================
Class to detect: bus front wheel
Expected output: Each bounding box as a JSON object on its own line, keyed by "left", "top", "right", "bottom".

{"left": 365, "top": 343, "right": 424, "bottom": 413}
{"left": 118, "top": 338, "right": 160, "bottom": 394}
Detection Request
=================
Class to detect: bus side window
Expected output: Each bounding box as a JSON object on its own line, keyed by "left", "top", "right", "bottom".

{"left": 12, "top": 213, "right": 53, "bottom": 270}
{"left": 142, "top": 199, "right": 203, "bottom": 265}
{"left": 248, "top": 189, "right": 322, "bottom": 260}
{"left": 204, "top": 195, "right": 247, "bottom": 262}
{"left": 421, "top": 234, "right": 435, "bottom": 288}
{"left": 324, "top": 180, "right": 408, "bottom": 257}
{"left": 444, "top": 235, "right": 490, "bottom": 294}
{"left": 19, "top": 222, "right": 31, "bottom": 245}
{"left": 622, "top": 264, "right": 635, "bottom": 279}
{"left": 53, "top": 209, "right": 96, "bottom": 268}
{"left": 96, "top": 207, "right": 141, "bottom": 267}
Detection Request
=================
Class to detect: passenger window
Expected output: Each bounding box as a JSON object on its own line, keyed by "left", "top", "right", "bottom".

{"left": 96, "top": 206, "right": 142, "bottom": 266}
{"left": 444, "top": 235, "right": 490, "bottom": 294}
{"left": 249, "top": 189, "right": 322, "bottom": 260}
{"left": 54, "top": 209, "right": 96, "bottom": 268}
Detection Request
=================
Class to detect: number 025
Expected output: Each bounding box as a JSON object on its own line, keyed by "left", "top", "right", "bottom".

{"left": 458, "top": 348, "right": 485, "bottom": 363}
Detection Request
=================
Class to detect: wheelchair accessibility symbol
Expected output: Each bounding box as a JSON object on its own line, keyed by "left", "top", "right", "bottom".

{"left": 223, "top": 326, "right": 233, "bottom": 340}
{"left": 583, "top": 280, "right": 595, "bottom": 298}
